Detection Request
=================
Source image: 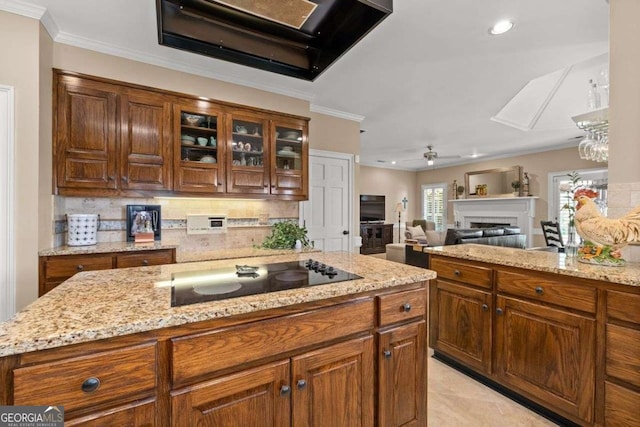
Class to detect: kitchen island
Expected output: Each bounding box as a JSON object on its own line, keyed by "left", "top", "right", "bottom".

{"left": 424, "top": 244, "right": 640, "bottom": 427}
{"left": 1, "top": 252, "right": 434, "bottom": 426}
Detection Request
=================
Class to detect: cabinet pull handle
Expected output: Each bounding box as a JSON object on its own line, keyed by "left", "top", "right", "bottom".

{"left": 482, "top": 304, "right": 489, "bottom": 311}
{"left": 280, "top": 385, "right": 291, "bottom": 396}
{"left": 496, "top": 308, "right": 504, "bottom": 315}
{"left": 81, "top": 377, "right": 100, "bottom": 393}
{"left": 535, "top": 286, "right": 544, "bottom": 295}
{"left": 296, "top": 379, "right": 307, "bottom": 390}
{"left": 108, "top": 176, "right": 115, "bottom": 181}
{"left": 454, "top": 270, "right": 461, "bottom": 276}
{"left": 383, "top": 350, "right": 392, "bottom": 359}
{"left": 402, "top": 303, "right": 412, "bottom": 312}
{"left": 142, "top": 259, "right": 149, "bottom": 266}
{"left": 264, "top": 184, "right": 268, "bottom": 188}
{"left": 76, "top": 264, "right": 84, "bottom": 271}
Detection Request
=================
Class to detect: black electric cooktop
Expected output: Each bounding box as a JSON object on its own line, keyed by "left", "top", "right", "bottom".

{"left": 171, "top": 259, "right": 363, "bottom": 307}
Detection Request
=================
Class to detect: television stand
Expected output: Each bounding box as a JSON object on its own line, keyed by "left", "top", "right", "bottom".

{"left": 360, "top": 223, "right": 393, "bottom": 254}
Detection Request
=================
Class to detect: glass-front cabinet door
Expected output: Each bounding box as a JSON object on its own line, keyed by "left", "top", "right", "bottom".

{"left": 271, "top": 118, "right": 309, "bottom": 197}
{"left": 173, "top": 101, "right": 225, "bottom": 193}
{"left": 226, "top": 112, "right": 269, "bottom": 195}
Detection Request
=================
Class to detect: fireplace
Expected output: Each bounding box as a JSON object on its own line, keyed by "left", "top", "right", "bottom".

{"left": 451, "top": 197, "right": 537, "bottom": 248}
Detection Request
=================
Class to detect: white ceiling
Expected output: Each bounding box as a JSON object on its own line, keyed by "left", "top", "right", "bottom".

{"left": 2, "top": 0, "right": 609, "bottom": 170}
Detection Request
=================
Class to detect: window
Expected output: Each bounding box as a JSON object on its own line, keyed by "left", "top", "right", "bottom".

{"left": 422, "top": 184, "right": 447, "bottom": 231}
{"left": 549, "top": 168, "right": 607, "bottom": 244}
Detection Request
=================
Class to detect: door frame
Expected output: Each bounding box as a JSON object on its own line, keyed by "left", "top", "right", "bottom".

{"left": 299, "top": 149, "right": 355, "bottom": 252}
{"left": 0, "top": 85, "right": 16, "bottom": 321}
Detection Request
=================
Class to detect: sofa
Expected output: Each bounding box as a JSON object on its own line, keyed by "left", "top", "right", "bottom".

{"left": 386, "top": 220, "right": 445, "bottom": 263}
{"left": 443, "top": 226, "right": 526, "bottom": 249}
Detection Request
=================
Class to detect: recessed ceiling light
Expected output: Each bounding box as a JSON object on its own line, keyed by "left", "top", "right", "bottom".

{"left": 391, "top": 161, "right": 396, "bottom": 165}
{"left": 489, "top": 20, "right": 514, "bottom": 35}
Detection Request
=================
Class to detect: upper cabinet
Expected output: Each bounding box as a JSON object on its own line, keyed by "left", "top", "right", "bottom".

{"left": 53, "top": 70, "right": 310, "bottom": 200}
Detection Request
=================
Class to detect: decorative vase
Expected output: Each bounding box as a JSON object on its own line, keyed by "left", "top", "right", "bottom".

{"left": 565, "top": 225, "right": 580, "bottom": 259}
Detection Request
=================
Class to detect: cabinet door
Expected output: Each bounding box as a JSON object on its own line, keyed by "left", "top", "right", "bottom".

{"left": 495, "top": 296, "right": 596, "bottom": 423}
{"left": 171, "top": 360, "right": 290, "bottom": 427}
{"left": 378, "top": 321, "right": 427, "bottom": 427}
{"left": 120, "top": 89, "right": 173, "bottom": 191}
{"left": 65, "top": 399, "right": 155, "bottom": 427}
{"left": 174, "top": 102, "right": 225, "bottom": 193}
{"left": 55, "top": 77, "right": 118, "bottom": 190}
{"left": 291, "top": 336, "right": 374, "bottom": 427}
{"left": 226, "top": 112, "right": 270, "bottom": 194}
{"left": 271, "top": 118, "right": 308, "bottom": 197}
{"left": 429, "top": 279, "right": 492, "bottom": 374}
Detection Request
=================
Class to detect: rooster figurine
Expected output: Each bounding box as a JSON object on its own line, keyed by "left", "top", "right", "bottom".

{"left": 573, "top": 190, "right": 640, "bottom": 265}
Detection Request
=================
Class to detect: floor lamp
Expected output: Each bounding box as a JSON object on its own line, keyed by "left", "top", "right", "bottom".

{"left": 395, "top": 203, "right": 404, "bottom": 243}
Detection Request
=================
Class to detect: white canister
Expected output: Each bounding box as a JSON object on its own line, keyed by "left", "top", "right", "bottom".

{"left": 66, "top": 214, "right": 100, "bottom": 246}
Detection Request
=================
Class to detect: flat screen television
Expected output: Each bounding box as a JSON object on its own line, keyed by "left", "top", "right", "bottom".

{"left": 360, "top": 195, "right": 385, "bottom": 223}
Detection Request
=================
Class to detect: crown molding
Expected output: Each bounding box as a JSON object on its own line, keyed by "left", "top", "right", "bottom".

{"left": 0, "top": 0, "right": 45, "bottom": 20}
{"left": 54, "top": 31, "right": 316, "bottom": 102}
{"left": 310, "top": 104, "right": 365, "bottom": 122}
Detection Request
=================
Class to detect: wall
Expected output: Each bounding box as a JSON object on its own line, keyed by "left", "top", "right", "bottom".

{"left": 0, "top": 12, "right": 42, "bottom": 309}
{"left": 608, "top": 0, "right": 640, "bottom": 262}
{"left": 38, "top": 24, "right": 53, "bottom": 250}
{"left": 359, "top": 166, "right": 417, "bottom": 242}
{"left": 368, "top": 148, "right": 606, "bottom": 246}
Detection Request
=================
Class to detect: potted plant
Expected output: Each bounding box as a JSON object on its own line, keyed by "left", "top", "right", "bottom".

{"left": 511, "top": 180, "right": 521, "bottom": 196}
{"left": 260, "top": 221, "right": 310, "bottom": 249}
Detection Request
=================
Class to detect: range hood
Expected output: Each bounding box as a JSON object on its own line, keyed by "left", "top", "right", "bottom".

{"left": 156, "top": 0, "right": 392, "bottom": 80}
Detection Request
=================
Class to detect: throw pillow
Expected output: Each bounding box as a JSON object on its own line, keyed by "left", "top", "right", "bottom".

{"left": 425, "top": 230, "right": 445, "bottom": 246}
{"left": 407, "top": 225, "right": 427, "bottom": 240}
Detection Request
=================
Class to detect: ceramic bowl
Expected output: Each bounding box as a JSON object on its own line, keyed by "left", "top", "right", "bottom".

{"left": 282, "top": 131, "right": 298, "bottom": 139}
{"left": 181, "top": 134, "right": 195, "bottom": 142}
{"left": 183, "top": 114, "right": 204, "bottom": 126}
{"left": 200, "top": 155, "right": 216, "bottom": 163}
{"left": 281, "top": 146, "right": 293, "bottom": 151}
{"left": 197, "top": 137, "right": 208, "bottom": 146}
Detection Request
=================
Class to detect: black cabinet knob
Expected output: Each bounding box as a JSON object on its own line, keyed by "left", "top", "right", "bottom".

{"left": 383, "top": 350, "right": 392, "bottom": 359}
{"left": 76, "top": 264, "right": 84, "bottom": 271}
{"left": 454, "top": 270, "right": 461, "bottom": 276}
{"left": 482, "top": 304, "right": 489, "bottom": 311}
{"left": 342, "top": 230, "right": 349, "bottom": 235}
{"left": 297, "top": 379, "right": 307, "bottom": 390}
{"left": 402, "top": 303, "right": 412, "bottom": 312}
{"left": 280, "top": 385, "right": 291, "bottom": 396}
{"left": 81, "top": 377, "right": 100, "bottom": 393}
{"left": 142, "top": 259, "right": 149, "bottom": 266}
{"left": 535, "top": 286, "right": 544, "bottom": 295}
{"left": 496, "top": 308, "right": 504, "bottom": 315}
{"left": 122, "top": 176, "right": 128, "bottom": 183}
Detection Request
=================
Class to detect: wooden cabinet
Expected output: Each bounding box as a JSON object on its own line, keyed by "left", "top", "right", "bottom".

{"left": 173, "top": 101, "right": 225, "bottom": 193}
{"left": 494, "top": 295, "right": 595, "bottom": 423}
{"left": 171, "top": 360, "right": 290, "bottom": 427}
{"left": 360, "top": 223, "right": 394, "bottom": 254}
{"left": 13, "top": 342, "right": 157, "bottom": 424}
{"left": 429, "top": 279, "right": 492, "bottom": 374}
{"left": 54, "top": 74, "right": 118, "bottom": 191}
{"left": 605, "top": 291, "right": 640, "bottom": 426}
{"left": 429, "top": 255, "right": 601, "bottom": 426}
{"left": 54, "top": 70, "right": 309, "bottom": 200}
{"left": 120, "top": 89, "right": 173, "bottom": 191}
{"left": 292, "top": 336, "right": 374, "bottom": 427}
{"left": 64, "top": 399, "right": 156, "bottom": 427}
{"left": 39, "top": 248, "right": 175, "bottom": 296}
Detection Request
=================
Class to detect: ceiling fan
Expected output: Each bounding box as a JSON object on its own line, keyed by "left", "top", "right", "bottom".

{"left": 422, "top": 145, "right": 460, "bottom": 166}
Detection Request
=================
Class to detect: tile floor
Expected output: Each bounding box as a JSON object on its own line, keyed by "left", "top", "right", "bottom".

{"left": 428, "top": 352, "right": 559, "bottom": 426}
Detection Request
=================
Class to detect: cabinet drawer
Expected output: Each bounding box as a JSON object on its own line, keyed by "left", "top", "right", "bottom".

{"left": 608, "top": 290, "right": 640, "bottom": 324}
{"left": 604, "top": 381, "right": 640, "bottom": 427}
{"left": 13, "top": 342, "right": 157, "bottom": 413}
{"left": 43, "top": 254, "right": 114, "bottom": 281}
{"left": 171, "top": 298, "right": 374, "bottom": 387}
{"left": 116, "top": 249, "right": 173, "bottom": 268}
{"left": 378, "top": 288, "right": 427, "bottom": 327}
{"left": 606, "top": 324, "right": 640, "bottom": 388}
{"left": 431, "top": 257, "right": 492, "bottom": 289}
{"left": 496, "top": 270, "right": 596, "bottom": 314}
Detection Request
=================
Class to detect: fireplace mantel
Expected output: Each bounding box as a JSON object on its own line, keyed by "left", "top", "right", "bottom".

{"left": 450, "top": 197, "right": 538, "bottom": 248}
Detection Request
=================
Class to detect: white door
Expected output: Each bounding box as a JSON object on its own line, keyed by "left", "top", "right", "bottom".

{"left": 300, "top": 150, "right": 353, "bottom": 252}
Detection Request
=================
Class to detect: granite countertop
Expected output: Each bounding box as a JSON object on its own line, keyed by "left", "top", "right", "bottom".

{"left": 38, "top": 241, "right": 320, "bottom": 263}
{"left": 0, "top": 252, "right": 434, "bottom": 357}
{"left": 423, "top": 244, "right": 640, "bottom": 286}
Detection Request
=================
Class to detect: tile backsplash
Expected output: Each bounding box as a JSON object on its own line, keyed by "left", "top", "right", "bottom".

{"left": 607, "top": 182, "right": 640, "bottom": 263}
{"left": 53, "top": 196, "right": 299, "bottom": 250}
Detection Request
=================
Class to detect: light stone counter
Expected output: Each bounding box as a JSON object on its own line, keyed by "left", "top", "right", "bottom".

{"left": 0, "top": 252, "right": 434, "bottom": 357}
{"left": 423, "top": 244, "right": 640, "bottom": 287}
{"left": 38, "top": 241, "right": 319, "bottom": 263}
